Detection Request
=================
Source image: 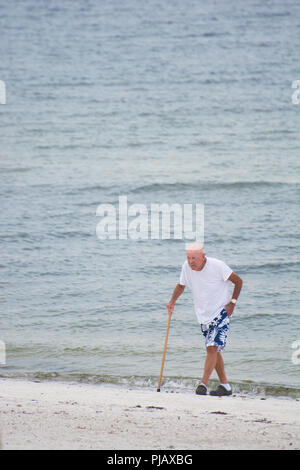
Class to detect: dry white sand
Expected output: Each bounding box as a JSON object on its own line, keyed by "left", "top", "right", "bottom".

{"left": 0, "top": 378, "right": 299, "bottom": 450}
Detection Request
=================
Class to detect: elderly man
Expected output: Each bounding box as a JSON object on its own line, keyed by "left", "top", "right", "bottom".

{"left": 166, "top": 243, "right": 243, "bottom": 396}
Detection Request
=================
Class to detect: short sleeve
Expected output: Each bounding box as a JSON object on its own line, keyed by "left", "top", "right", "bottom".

{"left": 219, "top": 260, "right": 233, "bottom": 281}
{"left": 179, "top": 263, "right": 187, "bottom": 286}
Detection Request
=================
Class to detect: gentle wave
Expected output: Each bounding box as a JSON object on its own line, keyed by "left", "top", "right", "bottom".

{"left": 0, "top": 167, "right": 36, "bottom": 173}
{"left": 61, "top": 180, "right": 298, "bottom": 198}
{"left": 143, "top": 261, "right": 300, "bottom": 276}
{"left": 2, "top": 180, "right": 297, "bottom": 198}
{"left": 129, "top": 181, "right": 299, "bottom": 195}
{"left": 0, "top": 372, "right": 299, "bottom": 399}
{"left": 236, "top": 261, "right": 300, "bottom": 274}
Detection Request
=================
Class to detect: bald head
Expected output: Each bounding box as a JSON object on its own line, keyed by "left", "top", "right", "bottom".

{"left": 186, "top": 242, "right": 204, "bottom": 253}
{"left": 186, "top": 243, "right": 206, "bottom": 271}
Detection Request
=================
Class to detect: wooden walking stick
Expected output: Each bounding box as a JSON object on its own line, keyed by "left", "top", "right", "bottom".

{"left": 157, "top": 309, "right": 173, "bottom": 392}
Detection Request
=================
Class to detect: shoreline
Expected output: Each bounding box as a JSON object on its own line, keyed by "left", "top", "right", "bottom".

{"left": 0, "top": 378, "right": 299, "bottom": 450}
{"left": 1, "top": 373, "right": 299, "bottom": 400}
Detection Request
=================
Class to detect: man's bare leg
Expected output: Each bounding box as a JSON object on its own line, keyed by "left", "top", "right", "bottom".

{"left": 215, "top": 352, "right": 228, "bottom": 384}
{"left": 201, "top": 346, "right": 218, "bottom": 386}
{"left": 209, "top": 351, "right": 232, "bottom": 395}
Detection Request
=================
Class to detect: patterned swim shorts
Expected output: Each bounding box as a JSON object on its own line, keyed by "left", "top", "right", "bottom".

{"left": 201, "top": 308, "right": 230, "bottom": 352}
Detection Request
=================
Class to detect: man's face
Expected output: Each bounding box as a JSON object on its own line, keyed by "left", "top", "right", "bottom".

{"left": 187, "top": 249, "right": 206, "bottom": 270}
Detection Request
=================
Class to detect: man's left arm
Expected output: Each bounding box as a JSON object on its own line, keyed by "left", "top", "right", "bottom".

{"left": 225, "top": 272, "right": 243, "bottom": 317}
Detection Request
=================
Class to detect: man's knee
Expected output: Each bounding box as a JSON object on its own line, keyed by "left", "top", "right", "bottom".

{"left": 206, "top": 345, "right": 218, "bottom": 354}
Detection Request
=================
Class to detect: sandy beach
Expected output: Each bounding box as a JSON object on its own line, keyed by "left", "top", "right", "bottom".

{"left": 0, "top": 378, "right": 299, "bottom": 450}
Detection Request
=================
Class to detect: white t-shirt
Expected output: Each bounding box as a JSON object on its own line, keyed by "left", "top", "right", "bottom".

{"left": 179, "top": 257, "right": 233, "bottom": 325}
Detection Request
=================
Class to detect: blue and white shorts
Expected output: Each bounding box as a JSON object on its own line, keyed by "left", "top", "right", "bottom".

{"left": 201, "top": 308, "right": 230, "bottom": 352}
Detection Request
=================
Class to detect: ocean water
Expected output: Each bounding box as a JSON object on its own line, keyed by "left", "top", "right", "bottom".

{"left": 0, "top": 0, "right": 299, "bottom": 398}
